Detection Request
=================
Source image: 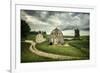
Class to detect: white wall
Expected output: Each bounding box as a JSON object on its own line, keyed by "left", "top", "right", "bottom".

{"left": 0, "top": 0, "right": 99, "bottom": 73}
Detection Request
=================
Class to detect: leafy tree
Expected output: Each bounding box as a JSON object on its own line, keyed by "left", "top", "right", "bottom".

{"left": 21, "top": 20, "right": 30, "bottom": 39}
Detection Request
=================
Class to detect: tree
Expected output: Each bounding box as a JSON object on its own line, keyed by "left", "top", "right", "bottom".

{"left": 21, "top": 20, "right": 30, "bottom": 39}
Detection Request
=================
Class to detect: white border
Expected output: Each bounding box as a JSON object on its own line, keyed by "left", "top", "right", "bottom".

{"left": 11, "top": 4, "right": 96, "bottom": 73}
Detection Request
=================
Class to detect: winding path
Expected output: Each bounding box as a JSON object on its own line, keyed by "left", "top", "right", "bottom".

{"left": 24, "top": 40, "right": 80, "bottom": 60}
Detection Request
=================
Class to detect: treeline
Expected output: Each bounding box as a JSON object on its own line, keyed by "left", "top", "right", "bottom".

{"left": 30, "top": 31, "right": 46, "bottom": 35}
{"left": 21, "top": 20, "right": 30, "bottom": 38}
{"left": 21, "top": 19, "right": 46, "bottom": 40}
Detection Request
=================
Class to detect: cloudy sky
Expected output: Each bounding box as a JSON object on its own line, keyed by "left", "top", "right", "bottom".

{"left": 21, "top": 10, "right": 90, "bottom": 36}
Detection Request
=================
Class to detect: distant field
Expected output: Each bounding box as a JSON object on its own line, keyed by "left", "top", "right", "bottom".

{"left": 25, "top": 34, "right": 89, "bottom": 41}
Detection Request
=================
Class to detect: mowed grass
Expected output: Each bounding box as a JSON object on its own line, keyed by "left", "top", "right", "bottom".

{"left": 21, "top": 35, "right": 89, "bottom": 62}
{"left": 21, "top": 42, "right": 55, "bottom": 63}
{"left": 68, "top": 38, "right": 89, "bottom": 56}
{"left": 36, "top": 41, "right": 89, "bottom": 59}
{"left": 68, "top": 38, "right": 89, "bottom": 49}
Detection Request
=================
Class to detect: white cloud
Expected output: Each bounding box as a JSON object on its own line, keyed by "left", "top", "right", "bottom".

{"left": 47, "top": 15, "right": 62, "bottom": 26}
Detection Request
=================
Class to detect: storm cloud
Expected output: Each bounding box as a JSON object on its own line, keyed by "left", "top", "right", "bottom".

{"left": 21, "top": 10, "right": 90, "bottom": 35}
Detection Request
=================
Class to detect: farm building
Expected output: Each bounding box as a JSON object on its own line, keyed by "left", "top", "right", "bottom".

{"left": 74, "top": 28, "right": 80, "bottom": 39}
{"left": 49, "top": 28, "right": 64, "bottom": 45}
{"left": 35, "top": 32, "right": 46, "bottom": 43}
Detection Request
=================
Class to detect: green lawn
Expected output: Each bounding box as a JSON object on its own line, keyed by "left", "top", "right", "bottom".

{"left": 68, "top": 40, "right": 89, "bottom": 49}
{"left": 36, "top": 41, "right": 89, "bottom": 59}
{"left": 21, "top": 42, "right": 56, "bottom": 63}
{"left": 21, "top": 35, "right": 89, "bottom": 63}
{"left": 68, "top": 38, "right": 89, "bottom": 56}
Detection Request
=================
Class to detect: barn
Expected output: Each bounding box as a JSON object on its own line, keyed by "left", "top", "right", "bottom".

{"left": 49, "top": 28, "right": 64, "bottom": 45}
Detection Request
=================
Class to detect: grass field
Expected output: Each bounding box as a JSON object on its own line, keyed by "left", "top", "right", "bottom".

{"left": 21, "top": 34, "right": 89, "bottom": 63}
{"left": 21, "top": 42, "right": 56, "bottom": 63}
{"left": 68, "top": 37, "right": 89, "bottom": 56}
{"left": 36, "top": 41, "right": 89, "bottom": 59}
